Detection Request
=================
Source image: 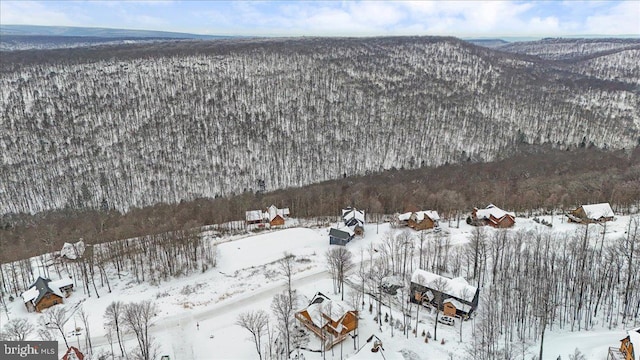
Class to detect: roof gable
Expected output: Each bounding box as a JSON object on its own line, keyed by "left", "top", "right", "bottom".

{"left": 22, "top": 276, "right": 69, "bottom": 305}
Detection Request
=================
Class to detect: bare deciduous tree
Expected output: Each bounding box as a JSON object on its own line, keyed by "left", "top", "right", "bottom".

{"left": 40, "top": 306, "right": 69, "bottom": 349}
{"left": 271, "top": 291, "right": 294, "bottom": 357}
{"left": 236, "top": 310, "right": 269, "bottom": 360}
{"left": 326, "top": 247, "right": 355, "bottom": 300}
{"left": 1, "top": 318, "right": 34, "bottom": 341}
{"left": 122, "top": 300, "right": 157, "bottom": 360}
{"left": 104, "top": 301, "right": 126, "bottom": 357}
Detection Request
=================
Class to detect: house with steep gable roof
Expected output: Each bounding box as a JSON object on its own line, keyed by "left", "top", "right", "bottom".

{"left": 342, "top": 207, "right": 365, "bottom": 235}
{"left": 295, "top": 292, "right": 358, "bottom": 350}
{"left": 265, "top": 204, "right": 289, "bottom": 227}
{"left": 21, "top": 276, "right": 74, "bottom": 312}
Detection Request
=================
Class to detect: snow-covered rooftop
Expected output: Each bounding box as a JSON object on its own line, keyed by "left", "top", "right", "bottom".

{"left": 398, "top": 212, "right": 412, "bottom": 221}
{"left": 475, "top": 204, "right": 514, "bottom": 220}
{"left": 21, "top": 276, "right": 70, "bottom": 304}
{"left": 444, "top": 297, "right": 472, "bottom": 313}
{"left": 580, "top": 203, "right": 614, "bottom": 220}
{"left": 411, "top": 269, "right": 477, "bottom": 303}
{"left": 245, "top": 210, "right": 263, "bottom": 222}
{"left": 330, "top": 226, "right": 355, "bottom": 239}
{"left": 304, "top": 293, "right": 354, "bottom": 328}
{"left": 60, "top": 240, "right": 85, "bottom": 260}
{"left": 266, "top": 205, "right": 289, "bottom": 221}
{"left": 628, "top": 327, "right": 640, "bottom": 360}
{"left": 414, "top": 210, "right": 440, "bottom": 222}
{"left": 342, "top": 208, "right": 365, "bottom": 223}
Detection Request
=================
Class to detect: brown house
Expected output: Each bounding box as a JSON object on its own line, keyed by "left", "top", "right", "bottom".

{"left": 608, "top": 327, "right": 639, "bottom": 360}
{"left": 295, "top": 292, "right": 358, "bottom": 349}
{"left": 21, "top": 276, "right": 74, "bottom": 313}
{"left": 266, "top": 205, "right": 289, "bottom": 227}
{"left": 568, "top": 203, "right": 615, "bottom": 224}
{"left": 407, "top": 210, "right": 440, "bottom": 230}
{"left": 468, "top": 204, "right": 515, "bottom": 228}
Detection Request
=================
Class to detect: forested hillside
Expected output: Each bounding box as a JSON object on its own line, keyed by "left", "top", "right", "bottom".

{"left": 1, "top": 36, "right": 639, "bottom": 215}
{"left": 498, "top": 38, "right": 640, "bottom": 60}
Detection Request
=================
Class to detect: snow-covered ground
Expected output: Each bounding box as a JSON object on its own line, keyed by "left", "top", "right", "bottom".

{"left": 1, "top": 214, "right": 637, "bottom": 359}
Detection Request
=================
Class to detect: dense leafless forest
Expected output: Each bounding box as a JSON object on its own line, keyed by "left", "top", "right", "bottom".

{"left": 2, "top": 146, "right": 639, "bottom": 263}
{"left": 1, "top": 37, "right": 639, "bottom": 216}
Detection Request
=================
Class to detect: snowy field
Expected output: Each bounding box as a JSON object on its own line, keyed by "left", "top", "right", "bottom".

{"left": 1, "top": 214, "right": 638, "bottom": 360}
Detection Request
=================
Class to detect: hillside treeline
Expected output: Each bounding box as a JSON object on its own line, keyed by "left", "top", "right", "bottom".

{"left": 2, "top": 146, "right": 639, "bottom": 263}
{"left": 1, "top": 37, "right": 639, "bottom": 215}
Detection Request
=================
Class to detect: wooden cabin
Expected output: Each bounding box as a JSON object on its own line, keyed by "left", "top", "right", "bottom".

{"left": 21, "top": 276, "right": 74, "bottom": 313}
{"left": 295, "top": 292, "right": 358, "bottom": 349}
{"left": 410, "top": 269, "right": 479, "bottom": 318}
{"left": 408, "top": 210, "right": 440, "bottom": 230}
{"left": 568, "top": 203, "right": 615, "bottom": 224}
{"left": 469, "top": 204, "right": 515, "bottom": 228}
{"left": 329, "top": 228, "right": 354, "bottom": 246}
{"left": 608, "top": 327, "right": 639, "bottom": 360}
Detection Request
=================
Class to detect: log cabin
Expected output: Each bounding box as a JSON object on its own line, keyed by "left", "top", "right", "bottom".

{"left": 295, "top": 292, "right": 358, "bottom": 350}
{"left": 407, "top": 210, "right": 440, "bottom": 230}
{"left": 21, "top": 276, "right": 74, "bottom": 312}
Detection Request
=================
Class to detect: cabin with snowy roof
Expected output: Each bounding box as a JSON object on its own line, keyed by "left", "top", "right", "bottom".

{"left": 342, "top": 207, "right": 365, "bottom": 235}
{"left": 21, "top": 276, "right": 74, "bottom": 312}
{"left": 608, "top": 327, "right": 639, "bottom": 360}
{"left": 468, "top": 204, "right": 515, "bottom": 228}
{"left": 295, "top": 292, "right": 358, "bottom": 349}
{"left": 408, "top": 210, "right": 440, "bottom": 230}
{"left": 410, "top": 269, "right": 479, "bottom": 318}
{"left": 568, "top": 203, "right": 614, "bottom": 224}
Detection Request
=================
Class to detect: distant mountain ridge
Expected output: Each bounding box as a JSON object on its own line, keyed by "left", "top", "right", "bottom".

{"left": 0, "top": 24, "right": 223, "bottom": 39}
{"left": 0, "top": 25, "right": 233, "bottom": 51}
{"left": 1, "top": 36, "right": 638, "bottom": 215}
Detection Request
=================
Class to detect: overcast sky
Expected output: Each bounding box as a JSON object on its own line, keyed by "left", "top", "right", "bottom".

{"left": 1, "top": 1, "right": 639, "bottom": 38}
